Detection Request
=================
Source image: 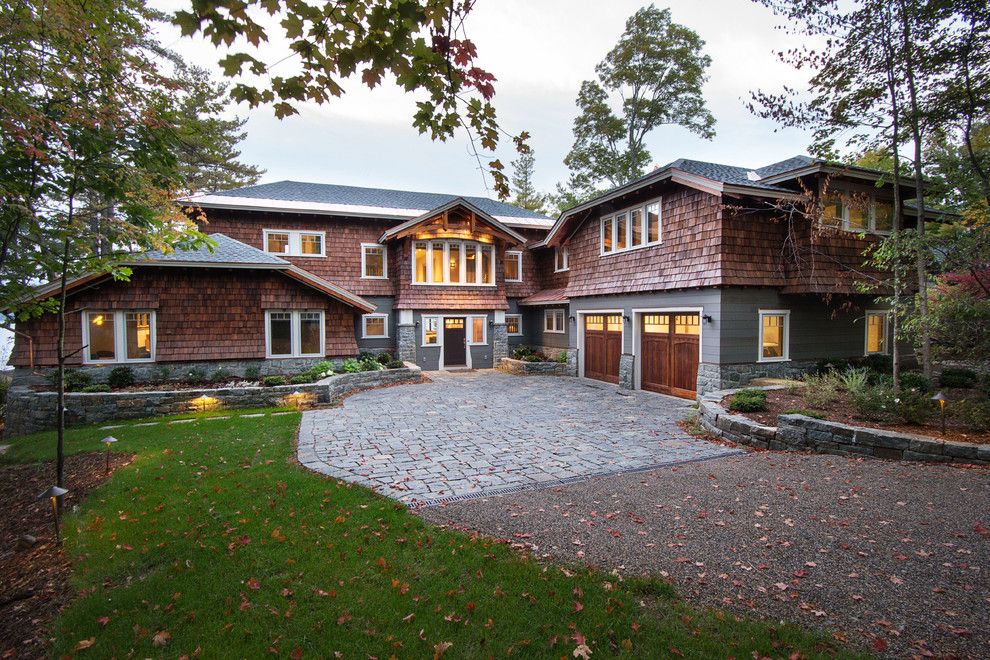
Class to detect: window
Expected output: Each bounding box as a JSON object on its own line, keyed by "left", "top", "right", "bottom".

{"left": 263, "top": 230, "right": 326, "bottom": 257}
{"left": 821, "top": 196, "right": 843, "bottom": 227}
{"left": 505, "top": 314, "right": 522, "bottom": 335}
{"left": 874, "top": 202, "right": 894, "bottom": 232}
{"left": 758, "top": 310, "right": 790, "bottom": 362}
{"left": 600, "top": 198, "right": 662, "bottom": 255}
{"left": 544, "top": 308, "right": 566, "bottom": 334}
{"left": 412, "top": 240, "right": 496, "bottom": 286}
{"left": 866, "top": 311, "right": 889, "bottom": 355}
{"left": 82, "top": 311, "right": 155, "bottom": 364}
{"left": 554, "top": 247, "right": 569, "bottom": 272}
{"left": 362, "top": 314, "right": 388, "bottom": 339}
{"left": 266, "top": 310, "right": 324, "bottom": 357}
{"left": 819, "top": 193, "right": 895, "bottom": 235}
{"left": 361, "top": 244, "right": 387, "bottom": 278}
{"left": 504, "top": 251, "right": 522, "bottom": 282}
{"left": 422, "top": 316, "right": 439, "bottom": 345}
{"left": 469, "top": 316, "right": 486, "bottom": 344}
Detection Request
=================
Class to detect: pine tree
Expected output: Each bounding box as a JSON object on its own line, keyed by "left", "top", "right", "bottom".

{"left": 509, "top": 150, "right": 548, "bottom": 214}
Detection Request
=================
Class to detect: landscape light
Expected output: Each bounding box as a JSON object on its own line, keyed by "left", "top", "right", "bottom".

{"left": 38, "top": 485, "right": 68, "bottom": 544}
{"left": 102, "top": 435, "right": 118, "bottom": 474}
{"left": 931, "top": 391, "right": 947, "bottom": 435}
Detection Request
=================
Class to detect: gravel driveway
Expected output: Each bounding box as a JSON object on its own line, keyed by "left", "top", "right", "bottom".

{"left": 422, "top": 451, "right": 990, "bottom": 658}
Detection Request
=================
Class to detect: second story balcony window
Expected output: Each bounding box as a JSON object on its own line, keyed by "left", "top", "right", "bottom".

{"left": 412, "top": 240, "right": 496, "bottom": 286}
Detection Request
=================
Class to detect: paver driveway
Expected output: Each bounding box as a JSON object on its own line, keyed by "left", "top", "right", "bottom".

{"left": 298, "top": 370, "right": 740, "bottom": 505}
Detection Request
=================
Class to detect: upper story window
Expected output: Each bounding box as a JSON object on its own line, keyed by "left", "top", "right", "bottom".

{"left": 361, "top": 244, "right": 387, "bottom": 279}
{"left": 504, "top": 251, "right": 523, "bottom": 282}
{"left": 264, "top": 229, "right": 325, "bottom": 257}
{"left": 266, "top": 309, "right": 324, "bottom": 358}
{"left": 758, "top": 310, "right": 790, "bottom": 362}
{"left": 600, "top": 199, "right": 661, "bottom": 255}
{"left": 554, "top": 247, "right": 569, "bottom": 272}
{"left": 412, "top": 240, "right": 495, "bottom": 286}
{"left": 821, "top": 193, "right": 894, "bottom": 235}
{"left": 83, "top": 310, "right": 155, "bottom": 364}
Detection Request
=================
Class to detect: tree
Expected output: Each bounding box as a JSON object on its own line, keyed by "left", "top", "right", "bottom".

{"left": 508, "top": 150, "right": 547, "bottom": 214}
{"left": 561, "top": 5, "right": 715, "bottom": 196}
{"left": 926, "top": 122, "right": 990, "bottom": 212}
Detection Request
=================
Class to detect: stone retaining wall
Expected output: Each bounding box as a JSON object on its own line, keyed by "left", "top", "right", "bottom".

{"left": 5, "top": 364, "right": 422, "bottom": 437}
{"left": 697, "top": 387, "right": 989, "bottom": 465}
{"left": 497, "top": 357, "right": 572, "bottom": 377}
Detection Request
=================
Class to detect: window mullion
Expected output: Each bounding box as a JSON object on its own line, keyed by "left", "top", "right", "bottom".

{"left": 426, "top": 243, "right": 432, "bottom": 283}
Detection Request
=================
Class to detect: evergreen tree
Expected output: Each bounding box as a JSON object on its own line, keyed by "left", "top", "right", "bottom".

{"left": 509, "top": 150, "right": 547, "bottom": 214}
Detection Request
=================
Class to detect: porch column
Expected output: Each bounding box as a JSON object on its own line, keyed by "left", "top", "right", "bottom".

{"left": 397, "top": 309, "right": 417, "bottom": 364}
{"left": 492, "top": 310, "right": 508, "bottom": 364}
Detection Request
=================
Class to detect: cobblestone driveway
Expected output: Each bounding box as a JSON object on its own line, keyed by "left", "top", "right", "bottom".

{"left": 298, "top": 371, "right": 740, "bottom": 505}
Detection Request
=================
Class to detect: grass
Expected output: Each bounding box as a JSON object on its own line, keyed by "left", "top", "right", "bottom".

{"left": 5, "top": 412, "right": 859, "bottom": 658}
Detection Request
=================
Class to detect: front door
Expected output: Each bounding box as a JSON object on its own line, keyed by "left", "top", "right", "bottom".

{"left": 641, "top": 313, "right": 700, "bottom": 399}
{"left": 583, "top": 314, "right": 622, "bottom": 383}
{"left": 443, "top": 317, "right": 467, "bottom": 367}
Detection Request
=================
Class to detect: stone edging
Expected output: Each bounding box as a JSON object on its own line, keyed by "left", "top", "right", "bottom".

{"left": 697, "top": 386, "right": 989, "bottom": 465}
{"left": 497, "top": 357, "right": 572, "bottom": 377}
{"left": 5, "top": 364, "right": 423, "bottom": 437}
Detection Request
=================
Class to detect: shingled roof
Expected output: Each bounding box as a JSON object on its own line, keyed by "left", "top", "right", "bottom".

{"left": 138, "top": 233, "right": 288, "bottom": 267}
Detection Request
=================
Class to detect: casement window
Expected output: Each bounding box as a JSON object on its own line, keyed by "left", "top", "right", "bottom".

{"left": 362, "top": 313, "right": 388, "bottom": 339}
{"left": 82, "top": 311, "right": 155, "bottom": 364}
{"left": 505, "top": 314, "right": 522, "bottom": 336}
{"left": 422, "top": 316, "right": 440, "bottom": 346}
{"left": 266, "top": 310, "right": 324, "bottom": 358}
{"left": 600, "top": 198, "right": 662, "bottom": 255}
{"left": 504, "top": 251, "right": 523, "bottom": 282}
{"left": 758, "top": 310, "right": 790, "bottom": 362}
{"left": 411, "top": 240, "right": 496, "bottom": 286}
{"left": 554, "top": 247, "right": 569, "bottom": 272}
{"left": 865, "top": 311, "right": 889, "bottom": 355}
{"left": 263, "top": 230, "right": 326, "bottom": 257}
{"left": 544, "top": 308, "right": 566, "bottom": 334}
{"left": 469, "top": 316, "right": 487, "bottom": 344}
{"left": 820, "top": 193, "right": 894, "bottom": 235}
{"left": 361, "top": 244, "right": 387, "bottom": 279}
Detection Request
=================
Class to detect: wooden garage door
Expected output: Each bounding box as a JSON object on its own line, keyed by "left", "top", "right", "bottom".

{"left": 641, "top": 313, "right": 700, "bottom": 399}
{"left": 584, "top": 314, "right": 622, "bottom": 384}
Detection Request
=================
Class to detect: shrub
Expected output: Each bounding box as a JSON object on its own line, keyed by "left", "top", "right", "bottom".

{"left": 782, "top": 408, "right": 826, "bottom": 419}
{"left": 814, "top": 358, "right": 850, "bottom": 375}
{"left": 185, "top": 367, "right": 207, "bottom": 385}
{"left": 839, "top": 368, "right": 871, "bottom": 395}
{"left": 803, "top": 372, "right": 840, "bottom": 408}
{"left": 555, "top": 351, "right": 568, "bottom": 364}
{"left": 210, "top": 367, "right": 232, "bottom": 383}
{"left": 306, "top": 361, "right": 335, "bottom": 380}
{"left": 893, "top": 389, "right": 934, "bottom": 425}
{"left": 950, "top": 399, "right": 990, "bottom": 432}
{"left": 290, "top": 374, "right": 313, "bottom": 385}
{"left": 523, "top": 354, "right": 542, "bottom": 363}
{"left": 263, "top": 375, "right": 287, "bottom": 387}
{"left": 341, "top": 358, "right": 362, "bottom": 373}
{"left": 860, "top": 353, "right": 893, "bottom": 375}
{"left": 386, "top": 359, "right": 406, "bottom": 369}
{"left": 57, "top": 370, "right": 93, "bottom": 392}
{"left": 850, "top": 383, "right": 896, "bottom": 421}
{"left": 107, "top": 366, "right": 135, "bottom": 390}
{"left": 359, "top": 357, "right": 384, "bottom": 372}
{"left": 513, "top": 345, "right": 534, "bottom": 359}
{"left": 899, "top": 371, "right": 931, "bottom": 392}
{"left": 80, "top": 384, "right": 111, "bottom": 393}
{"left": 728, "top": 388, "right": 768, "bottom": 413}
{"left": 939, "top": 367, "right": 978, "bottom": 389}
{"left": 244, "top": 365, "right": 262, "bottom": 381}
{"left": 376, "top": 352, "right": 393, "bottom": 365}
{"left": 150, "top": 365, "right": 171, "bottom": 384}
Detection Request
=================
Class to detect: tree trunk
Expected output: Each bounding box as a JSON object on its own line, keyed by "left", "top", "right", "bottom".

{"left": 55, "top": 234, "right": 70, "bottom": 495}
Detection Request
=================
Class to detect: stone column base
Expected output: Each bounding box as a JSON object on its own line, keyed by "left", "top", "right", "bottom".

{"left": 618, "top": 353, "right": 635, "bottom": 390}
{"left": 492, "top": 323, "right": 508, "bottom": 363}
{"left": 397, "top": 324, "right": 417, "bottom": 363}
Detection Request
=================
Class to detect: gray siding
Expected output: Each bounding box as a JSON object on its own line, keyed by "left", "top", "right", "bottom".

{"left": 354, "top": 296, "right": 396, "bottom": 354}
{"left": 411, "top": 310, "right": 495, "bottom": 370}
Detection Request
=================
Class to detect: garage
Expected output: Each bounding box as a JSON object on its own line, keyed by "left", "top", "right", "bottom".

{"left": 583, "top": 314, "right": 622, "bottom": 383}
{"left": 640, "top": 313, "right": 700, "bottom": 399}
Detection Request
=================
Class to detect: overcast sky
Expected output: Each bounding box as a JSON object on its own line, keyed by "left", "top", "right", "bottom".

{"left": 154, "top": 0, "right": 816, "bottom": 199}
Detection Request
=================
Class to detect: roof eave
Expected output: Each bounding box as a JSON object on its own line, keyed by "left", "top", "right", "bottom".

{"left": 378, "top": 197, "right": 528, "bottom": 245}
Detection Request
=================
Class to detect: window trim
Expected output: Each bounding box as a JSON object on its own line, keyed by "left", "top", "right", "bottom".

{"left": 421, "top": 315, "right": 440, "bottom": 347}
{"left": 554, "top": 247, "right": 569, "bottom": 272}
{"left": 467, "top": 315, "right": 488, "bottom": 345}
{"left": 757, "top": 309, "right": 790, "bottom": 363}
{"left": 263, "top": 229, "right": 327, "bottom": 257}
{"left": 81, "top": 310, "right": 157, "bottom": 365}
{"left": 600, "top": 197, "right": 663, "bottom": 256}
{"left": 265, "top": 309, "right": 325, "bottom": 358}
{"left": 864, "top": 309, "right": 890, "bottom": 356}
{"left": 361, "top": 313, "right": 389, "bottom": 339}
{"left": 820, "top": 192, "right": 894, "bottom": 236}
{"left": 411, "top": 240, "right": 496, "bottom": 287}
{"left": 544, "top": 308, "right": 566, "bottom": 334}
{"left": 505, "top": 313, "right": 523, "bottom": 336}
{"left": 360, "top": 243, "right": 388, "bottom": 279}
{"left": 504, "top": 250, "right": 523, "bottom": 282}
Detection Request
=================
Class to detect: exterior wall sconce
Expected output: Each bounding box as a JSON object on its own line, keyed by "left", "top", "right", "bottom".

{"left": 623, "top": 315, "right": 631, "bottom": 323}
{"left": 38, "top": 486, "right": 68, "bottom": 544}
{"left": 569, "top": 315, "right": 576, "bottom": 322}
{"left": 703, "top": 314, "right": 713, "bottom": 323}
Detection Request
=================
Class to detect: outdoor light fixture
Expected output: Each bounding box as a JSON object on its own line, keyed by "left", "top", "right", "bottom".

{"left": 623, "top": 315, "right": 631, "bottom": 323}
{"left": 283, "top": 390, "right": 315, "bottom": 410}
{"left": 931, "top": 391, "right": 947, "bottom": 435}
{"left": 703, "top": 314, "right": 713, "bottom": 324}
{"left": 102, "top": 436, "right": 118, "bottom": 474}
{"left": 38, "top": 485, "right": 68, "bottom": 544}
{"left": 190, "top": 395, "right": 219, "bottom": 413}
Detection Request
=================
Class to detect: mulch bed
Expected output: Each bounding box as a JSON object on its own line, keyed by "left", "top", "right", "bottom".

{"left": 0, "top": 452, "right": 132, "bottom": 659}
{"left": 725, "top": 389, "right": 990, "bottom": 445}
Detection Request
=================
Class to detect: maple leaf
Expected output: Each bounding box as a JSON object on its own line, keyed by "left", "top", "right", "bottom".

{"left": 572, "top": 601, "right": 584, "bottom": 613}
{"left": 96, "top": 616, "right": 110, "bottom": 626}
{"left": 247, "top": 577, "right": 261, "bottom": 590}
{"left": 75, "top": 638, "right": 96, "bottom": 651}
{"left": 153, "top": 630, "right": 171, "bottom": 647}
{"left": 290, "top": 647, "right": 303, "bottom": 660}
{"left": 433, "top": 640, "right": 453, "bottom": 659}
{"left": 573, "top": 643, "right": 593, "bottom": 660}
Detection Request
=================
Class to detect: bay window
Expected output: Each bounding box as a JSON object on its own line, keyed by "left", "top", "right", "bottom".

{"left": 266, "top": 310, "right": 324, "bottom": 358}
{"left": 83, "top": 311, "right": 155, "bottom": 364}
{"left": 263, "top": 229, "right": 325, "bottom": 257}
{"left": 601, "top": 198, "right": 662, "bottom": 254}
{"left": 758, "top": 310, "right": 790, "bottom": 362}
{"left": 412, "top": 240, "right": 496, "bottom": 286}
{"left": 504, "top": 251, "right": 522, "bottom": 282}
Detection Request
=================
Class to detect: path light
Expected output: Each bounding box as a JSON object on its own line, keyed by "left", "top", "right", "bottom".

{"left": 102, "top": 436, "right": 118, "bottom": 474}
{"left": 38, "top": 486, "right": 68, "bottom": 544}
{"left": 190, "top": 395, "right": 219, "bottom": 413}
{"left": 931, "top": 391, "right": 947, "bottom": 435}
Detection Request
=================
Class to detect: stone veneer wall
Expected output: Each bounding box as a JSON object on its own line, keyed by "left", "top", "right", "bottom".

{"left": 497, "top": 357, "right": 572, "bottom": 377}
{"left": 696, "top": 360, "right": 817, "bottom": 395}
{"left": 6, "top": 365, "right": 422, "bottom": 437}
{"left": 697, "top": 387, "right": 989, "bottom": 465}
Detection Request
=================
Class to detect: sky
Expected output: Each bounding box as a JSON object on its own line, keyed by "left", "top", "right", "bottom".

{"left": 153, "top": 0, "right": 817, "bottom": 199}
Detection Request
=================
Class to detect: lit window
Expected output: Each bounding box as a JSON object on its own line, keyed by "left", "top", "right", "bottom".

{"left": 847, "top": 202, "right": 868, "bottom": 230}
{"left": 643, "top": 314, "right": 669, "bottom": 334}
{"left": 448, "top": 243, "right": 461, "bottom": 283}
{"left": 266, "top": 310, "right": 324, "bottom": 357}
{"left": 615, "top": 212, "right": 628, "bottom": 250}
{"left": 866, "top": 311, "right": 888, "bottom": 354}
{"left": 630, "top": 209, "right": 643, "bottom": 246}
{"left": 674, "top": 314, "right": 700, "bottom": 336}
{"left": 411, "top": 241, "right": 496, "bottom": 286}
{"left": 300, "top": 233, "right": 323, "bottom": 255}
{"left": 422, "top": 317, "right": 439, "bottom": 345}
{"left": 470, "top": 317, "right": 486, "bottom": 344}
{"left": 874, "top": 202, "right": 894, "bottom": 232}
{"left": 506, "top": 314, "right": 522, "bottom": 335}
{"left": 481, "top": 246, "right": 493, "bottom": 284}
{"left": 504, "top": 251, "right": 522, "bottom": 282}
{"left": 361, "top": 244, "right": 387, "bottom": 278}
{"left": 266, "top": 232, "right": 290, "bottom": 254}
{"left": 758, "top": 310, "right": 789, "bottom": 362}
{"left": 554, "top": 247, "right": 568, "bottom": 272}
{"left": 545, "top": 309, "right": 566, "bottom": 333}
{"left": 83, "top": 311, "right": 155, "bottom": 364}
{"left": 601, "top": 199, "right": 662, "bottom": 254}
{"left": 362, "top": 314, "right": 388, "bottom": 339}
{"left": 263, "top": 230, "right": 325, "bottom": 257}
{"left": 602, "top": 217, "right": 613, "bottom": 252}
{"left": 431, "top": 241, "right": 445, "bottom": 283}
{"left": 646, "top": 202, "right": 661, "bottom": 243}
{"left": 414, "top": 242, "right": 427, "bottom": 283}
{"left": 464, "top": 244, "right": 477, "bottom": 284}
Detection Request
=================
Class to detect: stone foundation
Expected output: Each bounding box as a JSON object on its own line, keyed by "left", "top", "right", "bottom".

{"left": 618, "top": 353, "right": 635, "bottom": 390}
{"left": 492, "top": 323, "right": 508, "bottom": 363}
{"left": 397, "top": 323, "right": 417, "bottom": 363}
{"left": 696, "top": 360, "right": 817, "bottom": 395}
{"left": 497, "top": 357, "right": 572, "bottom": 377}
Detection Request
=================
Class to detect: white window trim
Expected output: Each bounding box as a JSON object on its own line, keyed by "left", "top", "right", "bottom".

{"left": 600, "top": 198, "right": 663, "bottom": 256}
{"left": 864, "top": 309, "right": 890, "bottom": 355}
{"left": 421, "top": 315, "right": 441, "bottom": 347}
{"left": 554, "top": 247, "right": 569, "bottom": 272}
{"left": 504, "top": 250, "right": 523, "bottom": 282}
{"left": 361, "top": 313, "right": 389, "bottom": 339}
{"left": 265, "top": 309, "right": 325, "bottom": 358}
{"left": 821, "top": 193, "right": 894, "bottom": 236}
{"left": 411, "top": 240, "right": 496, "bottom": 287}
{"left": 263, "top": 229, "right": 327, "bottom": 257}
{"left": 360, "top": 243, "right": 388, "bottom": 279}
{"left": 544, "top": 308, "right": 566, "bottom": 334}
{"left": 81, "top": 310, "right": 157, "bottom": 364}
{"left": 467, "top": 315, "right": 488, "bottom": 345}
{"left": 757, "top": 309, "right": 790, "bottom": 363}
{"left": 505, "top": 314, "right": 523, "bottom": 336}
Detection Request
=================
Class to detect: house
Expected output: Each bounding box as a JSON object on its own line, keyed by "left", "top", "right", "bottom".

{"left": 9, "top": 155, "right": 935, "bottom": 398}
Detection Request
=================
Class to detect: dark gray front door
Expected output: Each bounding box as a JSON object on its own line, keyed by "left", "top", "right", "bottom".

{"left": 443, "top": 317, "right": 466, "bottom": 366}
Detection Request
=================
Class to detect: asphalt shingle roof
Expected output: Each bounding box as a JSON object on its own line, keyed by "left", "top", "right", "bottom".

{"left": 140, "top": 233, "right": 287, "bottom": 266}
{"left": 665, "top": 158, "right": 799, "bottom": 192}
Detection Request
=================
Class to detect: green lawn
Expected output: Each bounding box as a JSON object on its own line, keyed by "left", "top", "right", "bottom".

{"left": 6, "top": 412, "right": 859, "bottom": 658}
